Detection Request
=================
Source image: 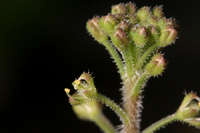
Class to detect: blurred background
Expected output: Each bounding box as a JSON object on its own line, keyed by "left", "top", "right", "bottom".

{"left": 0, "top": 0, "right": 200, "bottom": 133}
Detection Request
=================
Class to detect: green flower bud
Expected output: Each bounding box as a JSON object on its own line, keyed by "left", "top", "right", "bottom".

{"left": 130, "top": 26, "right": 148, "bottom": 48}
{"left": 111, "top": 3, "right": 126, "bottom": 15}
{"left": 159, "top": 27, "right": 177, "bottom": 47}
{"left": 145, "top": 54, "right": 165, "bottom": 76}
{"left": 153, "top": 6, "right": 164, "bottom": 18}
{"left": 157, "top": 18, "right": 175, "bottom": 30}
{"left": 157, "top": 17, "right": 168, "bottom": 29}
{"left": 150, "top": 26, "right": 160, "bottom": 41}
{"left": 176, "top": 93, "right": 200, "bottom": 128}
{"left": 148, "top": 16, "right": 158, "bottom": 26}
{"left": 136, "top": 6, "right": 151, "bottom": 22}
{"left": 100, "top": 14, "right": 118, "bottom": 34}
{"left": 86, "top": 17, "right": 107, "bottom": 43}
{"left": 126, "top": 2, "right": 136, "bottom": 16}
{"left": 129, "top": 15, "right": 138, "bottom": 25}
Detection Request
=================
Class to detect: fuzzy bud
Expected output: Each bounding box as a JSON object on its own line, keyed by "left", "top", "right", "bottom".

{"left": 111, "top": 3, "right": 126, "bottom": 15}
{"left": 176, "top": 93, "right": 200, "bottom": 128}
{"left": 126, "top": 2, "right": 136, "bottom": 16}
{"left": 153, "top": 6, "right": 164, "bottom": 18}
{"left": 159, "top": 27, "right": 177, "bottom": 47}
{"left": 111, "top": 28, "right": 129, "bottom": 51}
{"left": 87, "top": 17, "right": 107, "bottom": 43}
{"left": 136, "top": 6, "right": 151, "bottom": 22}
{"left": 118, "top": 21, "right": 129, "bottom": 31}
{"left": 145, "top": 54, "right": 165, "bottom": 76}
{"left": 100, "top": 14, "right": 118, "bottom": 34}
{"left": 130, "top": 27, "right": 148, "bottom": 48}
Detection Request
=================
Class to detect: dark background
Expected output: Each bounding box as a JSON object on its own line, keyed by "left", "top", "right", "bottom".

{"left": 0, "top": 0, "right": 200, "bottom": 133}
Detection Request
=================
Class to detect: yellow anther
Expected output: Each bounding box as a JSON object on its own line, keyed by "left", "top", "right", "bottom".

{"left": 65, "top": 88, "right": 70, "bottom": 94}
{"left": 74, "top": 80, "right": 80, "bottom": 85}
{"left": 198, "top": 102, "right": 200, "bottom": 107}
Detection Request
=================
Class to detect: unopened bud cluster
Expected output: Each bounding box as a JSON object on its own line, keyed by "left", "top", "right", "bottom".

{"left": 87, "top": 2, "right": 177, "bottom": 76}
{"left": 87, "top": 3, "right": 177, "bottom": 49}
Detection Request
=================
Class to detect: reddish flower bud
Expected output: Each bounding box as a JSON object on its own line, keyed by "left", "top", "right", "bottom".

{"left": 145, "top": 54, "right": 166, "bottom": 76}
{"left": 118, "top": 21, "right": 129, "bottom": 31}
{"left": 111, "top": 28, "right": 128, "bottom": 51}
{"left": 87, "top": 17, "right": 107, "bottom": 43}
{"left": 111, "top": 3, "right": 126, "bottom": 15}
{"left": 159, "top": 27, "right": 177, "bottom": 47}
{"left": 100, "top": 14, "right": 118, "bottom": 34}
{"left": 126, "top": 2, "right": 136, "bottom": 16}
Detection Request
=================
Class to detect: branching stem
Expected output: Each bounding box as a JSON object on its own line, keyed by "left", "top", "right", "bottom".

{"left": 136, "top": 44, "right": 158, "bottom": 70}
{"left": 102, "top": 40, "right": 125, "bottom": 77}
{"left": 96, "top": 93, "right": 130, "bottom": 126}
{"left": 94, "top": 113, "right": 116, "bottom": 133}
{"left": 131, "top": 72, "right": 150, "bottom": 98}
{"left": 142, "top": 114, "right": 177, "bottom": 133}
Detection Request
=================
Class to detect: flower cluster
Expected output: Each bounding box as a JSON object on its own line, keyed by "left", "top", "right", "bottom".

{"left": 87, "top": 2, "right": 177, "bottom": 77}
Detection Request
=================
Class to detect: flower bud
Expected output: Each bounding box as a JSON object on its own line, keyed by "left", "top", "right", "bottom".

{"left": 176, "top": 93, "right": 200, "bottom": 128}
{"left": 159, "top": 27, "right": 177, "bottom": 47}
{"left": 145, "top": 54, "right": 165, "bottom": 76}
{"left": 111, "top": 3, "right": 126, "bottom": 15}
{"left": 100, "top": 14, "right": 118, "bottom": 34}
{"left": 153, "top": 6, "right": 164, "bottom": 18}
{"left": 148, "top": 16, "right": 158, "bottom": 26}
{"left": 117, "top": 21, "right": 129, "bottom": 31}
{"left": 126, "top": 2, "right": 136, "bottom": 16}
{"left": 130, "top": 26, "right": 148, "bottom": 48}
{"left": 157, "top": 17, "right": 175, "bottom": 30}
{"left": 86, "top": 17, "right": 107, "bottom": 43}
{"left": 136, "top": 6, "right": 151, "bottom": 22}
{"left": 111, "top": 28, "right": 129, "bottom": 51}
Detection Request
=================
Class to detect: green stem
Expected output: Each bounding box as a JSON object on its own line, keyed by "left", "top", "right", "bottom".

{"left": 102, "top": 40, "right": 125, "bottom": 77}
{"left": 142, "top": 114, "right": 177, "bottom": 133}
{"left": 122, "top": 46, "right": 134, "bottom": 78}
{"left": 96, "top": 93, "right": 130, "bottom": 126}
{"left": 135, "top": 44, "right": 158, "bottom": 70}
{"left": 131, "top": 72, "right": 150, "bottom": 98}
{"left": 94, "top": 113, "right": 116, "bottom": 133}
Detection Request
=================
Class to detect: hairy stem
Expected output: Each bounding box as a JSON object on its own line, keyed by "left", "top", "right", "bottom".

{"left": 102, "top": 40, "right": 125, "bottom": 77}
{"left": 94, "top": 113, "right": 116, "bottom": 133}
{"left": 122, "top": 72, "right": 150, "bottom": 133}
{"left": 142, "top": 114, "right": 177, "bottom": 133}
{"left": 131, "top": 72, "right": 150, "bottom": 98}
{"left": 136, "top": 44, "right": 158, "bottom": 70}
{"left": 122, "top": 47, "right": 135, "bottom": 78}
{"left": 96, "top": 93, "right": 130, "bottom": 126}
{"left": 122, "top": 78, "right": 139, "bottom": 133}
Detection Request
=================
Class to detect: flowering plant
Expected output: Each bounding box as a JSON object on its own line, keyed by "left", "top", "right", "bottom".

{"left": 65, "top": 2, "right": 200, "bottom": 133}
